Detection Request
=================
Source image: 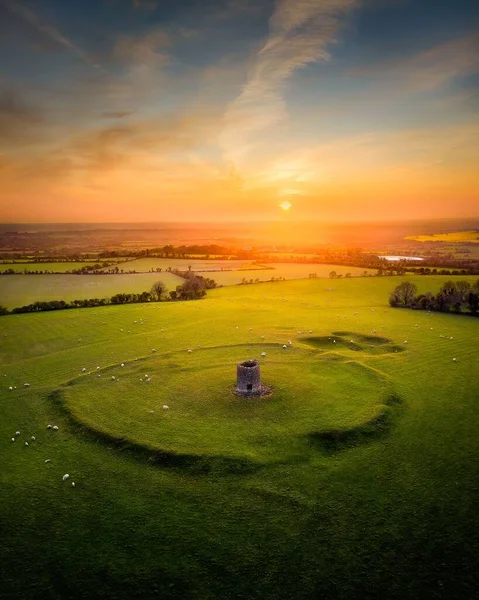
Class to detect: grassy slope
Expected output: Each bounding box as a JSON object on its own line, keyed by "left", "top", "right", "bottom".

{"left": 0, "top": 272, "right": 183, "bottom": 309}
{"left": 0, "top": 276, "right": 478, "bottom": 599}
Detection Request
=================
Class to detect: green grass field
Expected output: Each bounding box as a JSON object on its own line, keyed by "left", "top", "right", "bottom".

{"left": 0, "top": 262, "right": 100, "bottom": 273}
{"left": 1, "top": 276, "right": 478, "bottom": 599}
{"left": 0, "top": 272, "right": 183, "bottom": 309}
{"left": 111, "top": 257, "right": 256, "bottom": 272}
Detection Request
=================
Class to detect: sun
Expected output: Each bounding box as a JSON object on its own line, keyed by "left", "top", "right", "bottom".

{"left": 279, "top": 201, "right": 292, "bottom": 211}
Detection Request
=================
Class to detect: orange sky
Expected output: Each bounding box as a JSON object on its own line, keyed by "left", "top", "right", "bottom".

{"left": 0, "top": 0, "right": 478, "bottom": 222}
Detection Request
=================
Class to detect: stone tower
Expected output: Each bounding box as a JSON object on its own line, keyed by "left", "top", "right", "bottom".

{"left": 236, "top": 360, "right": 261, "bottom": 396}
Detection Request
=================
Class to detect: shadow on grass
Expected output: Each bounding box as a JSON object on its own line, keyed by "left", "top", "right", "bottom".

{"left": 49, "top": 389, "right": 262, "bottom": 476}
{"left": 307, "top": 393, "right": 404, "bottom": 454}
{"left": 302, "top": 332, "right": 406, "bottom": 354}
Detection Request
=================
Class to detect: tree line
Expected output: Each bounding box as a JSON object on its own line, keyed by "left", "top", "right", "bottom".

{"left": 389, "top": 280, "right": 479, "bottom": 315}
{"left": 0, "top": 276, "right": 217, "bottom": 316}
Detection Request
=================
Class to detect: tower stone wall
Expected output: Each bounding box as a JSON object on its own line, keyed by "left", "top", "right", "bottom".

{"left": 236, "top": 360, "right": 261, "bottom": 395}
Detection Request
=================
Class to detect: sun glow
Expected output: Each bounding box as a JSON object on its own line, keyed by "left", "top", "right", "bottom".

{"left": 279, "top": 201, "right": 292, "bottom": 211}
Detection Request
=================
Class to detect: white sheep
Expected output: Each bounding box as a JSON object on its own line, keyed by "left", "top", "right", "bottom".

{"left": 261, "top": 352, "right": 267, "bottom": 357}
{"left": 11, "top": 438, "right": 15, "bottom": 442}
{"left": 24, "top": 383, "right": 30, "bottom": 387}
{"left": 45, "top": 459, "right": 51, "bottom": 463}
{"left": 62, "top": 474, "right": 70, "bottom": 481}
{"left": 111, "top": 376, "right": 116, "bottom": 380}
{"left": 282, "top": 345, "right": 287, "bottom": 349}
{"left": 187, "top": 349, "right": 192, "bottom": 353}
{"left": 81, "top": 368, "right": 86, "bottom": 372}
{"left": 25, "top": 441, "right": 29, "bottom": 446}
{"left": 53, "top": 426, "right": 59, "bottom": 431}
{"left": 31, "top": 436, "right": 35, "bottom": 441}
{"left": 47, "top": 424, "right": 52, "bottom": 429}
{"left": 152, "top": 349, "right": 157, "bottom": 353}
{"left": 8, "top": 386, "right": 13, "bottom": 391}
{"left": 163, "top": 405, "right": 169, "bottom": 410}
{"left": 453, "top": 358, "right": 457, "bottom": 362}
{"left": 15, "top": 431, "right": 20, "bottom": 436}
{"left": 96, "top": 366, "right": 100, "bottom": 370}
{"left": 120, "top": 363, "right": 125, "bottom": 367}
{"left": 72, "top": 482, "right": 75, "bottom": 487}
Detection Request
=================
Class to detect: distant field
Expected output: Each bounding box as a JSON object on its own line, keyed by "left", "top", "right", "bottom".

{"left": 212, "top": 263, "right": 375, "bottom": 285}
{"left": 111, "top": 257, "right": 256, "bottom": 272}
{"left": 0, "top": 262, "right": 99, "bottom": 273}
{"left": 406, "top": 230, "right": 479, "bottom": 243}
{"left": 0, "top": 273, "right": 182, "bottom": 308}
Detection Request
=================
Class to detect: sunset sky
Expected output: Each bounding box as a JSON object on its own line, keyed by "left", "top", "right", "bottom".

{"left": 0, "top": 0, "right": 478, "bottom": 223}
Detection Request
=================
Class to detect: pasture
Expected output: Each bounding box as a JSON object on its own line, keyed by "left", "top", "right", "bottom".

{"left": 0, "top": 272, "right": 183, "bottom": 309}
{"left": 0, "top": 262, "right": 100, "bottom": 273}
{"left": 1, "top": 276, "right": 478, "bottom": 599}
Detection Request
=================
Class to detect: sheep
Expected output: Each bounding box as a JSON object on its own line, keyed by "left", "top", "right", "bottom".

{"left": 15, "top": 431, "right": 20, "bottom": 436}
{"left": 25, "top": 441, "right": 29, "bottom": 446}
{"left": 261, "top": 352, "right": 267, "bottom": 357}
{"left": 187, "top": 349, "right": 192, "bottom": 353}
{"left": 44, "top": 459, "right": 51, "bottom": 463}
{"left": 53, "top": 426, "right": 59, "bottom": 431}
{"left": 288, "top": 340, "right": 292, "bottom": 345}
{"left": 282, "top": 345, "right": 288, "bottom": 349}
{"left": 453, "top": 358, "right": 457, "bottom": 362}
{"left": 96, "top": 366, "right": 100, "bottom": 370}
{"left": 152, "top": 349, "right": 157, "bottom": 353}
{"left": 24, "top": 383, "right": 30, "bottom": 387}
{"left": 111, "top": 376, "right": 116, "bottom": 381}
{"left": 47, "top": 424, "right": 52, "bottom": 429}
{"left": 162, "top": 405, "right": 169, "bottom": 410}
{"left": 62, "top": 474, "right": 70, "bottom": 481}
{"left": 8, "top": 386, "right": 13, "bottom": 391}
{"left": 81, "top": 368, "right": 86, "bottom": 373}
{"left": 120, "top": 363, "right": 125, "bottom": 367}
{"left": 71, "top": 482, "right": 75, "bottom": 487}
{"left": 31, "top": 436, "right": 36, "bottom": 441}
{"left": 11, "top": 438, "right": 15, "bottom": 442}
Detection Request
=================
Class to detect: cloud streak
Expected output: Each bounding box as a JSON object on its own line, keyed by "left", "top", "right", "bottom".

{"left": 1, "top": 0, "right": 93, "bottom": 64}
{"left": 220, "top": 0, "right": 358, "bottom": 166}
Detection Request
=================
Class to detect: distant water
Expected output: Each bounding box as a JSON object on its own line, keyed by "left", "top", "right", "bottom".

{"left": 379, "top": 256, "right": 424, "bottom": 261}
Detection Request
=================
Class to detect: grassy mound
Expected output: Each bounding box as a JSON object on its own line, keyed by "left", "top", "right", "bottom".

{"left": 59, "top": 344, "right": 395, "bottom": 464}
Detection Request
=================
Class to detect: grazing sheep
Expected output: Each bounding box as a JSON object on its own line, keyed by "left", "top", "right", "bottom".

{"left": 152, "top": 349, "right": 157, "bottom": 353}
{"left": 15, "top": 431, "right": 20, "bottom": 436}
{"left": 45, "top": 459, "right": 51, "bottom": 463}
{"left": 121, "top": 363, "right": 125, "bottom": 367}
{"left": 288, "top": 340, "right": 292, "bottom": 345}
{"left": 187, "top": 349, "right": 192, "bottom": 353}
{"left": 261, "top": 352, "right": 267, "bottom": 357}
{"left": 25, "top": 442, "right": 29, "bottom": 446}
{"left": 282, "top": 345, "right": 288, "bottom": 349}
{"left": 111, "top": 376, "right": 116, "bottom": 380}
{"left": 11, "top": 438, "right": 15, "bottom": 442}
{"left": 72, "top": 482, "right": 75, "bottom": 487}
{"left": 81, "top": 368, "right": 86, "bottom": 372}
{"left": 31, "top": 436, "right": 35, "bottom": 441}
{"left": 47, "top": 424, "right": 52, "bottom": 429}
{"left": 163, "top": 405, "right": 169, "bottom": 410}
{"left": 96, "top": 366, "right": 100, "bottom": 370}
{"left": 53, "top": 426, "right": 59, "bottom": 431}
{"left": 24, "top": 383, "right": 30, "bottom": 387}
{"left": 8, "top": 386, "right": 13, "bottom": 391}
{"left": 62, "top": 474, "right": 70, "bottom": 481}
{"left": 453, "top": 358, "right": 457, "bottom": 362}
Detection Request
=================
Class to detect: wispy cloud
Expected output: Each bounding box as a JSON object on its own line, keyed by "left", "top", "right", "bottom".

{"left": 352, "top": 32, "right": 479, "bottom": 91}
{"left": 1, "top": 0, "right": 94, "bottom": 65}
{"left": 220, "top": 0, "right": 358, "bottom": 166}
